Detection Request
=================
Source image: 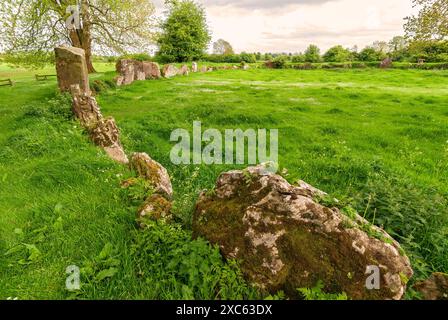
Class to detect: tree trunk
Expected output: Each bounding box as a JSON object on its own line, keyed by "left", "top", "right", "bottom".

{"left": 68, "top": 2, "right": 96, "bottom": 73}
{"left": 83, "top": 35, "right": 95, "bottom": 74}
{"left": 69, "top": 29, "right": 96, "bottom": 73}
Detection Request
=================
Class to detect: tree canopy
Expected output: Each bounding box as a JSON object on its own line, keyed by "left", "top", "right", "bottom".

{"left": 213, "top": 39, "right": 234, "bottom": 55}
{"left": 404, "top": 0, "right": 448, "bottom": 40}
{"left": 304, "top": 44, "right": 321, "bottom": 63}
{"left": 0, "top": 0, "right": 156, "bottom": 72}
{"left": 156, "top": 0, "right": 211, "bottom": 62}
{"left": 358, "top": 47, "right": 386, "bottom": 62}
{"left": 323, "top": 45, "right": 351, "bottom": 62}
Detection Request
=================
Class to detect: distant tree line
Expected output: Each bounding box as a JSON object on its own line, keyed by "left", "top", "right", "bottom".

{"left": 200, "top": 37, "right": 448, "bottom": 65}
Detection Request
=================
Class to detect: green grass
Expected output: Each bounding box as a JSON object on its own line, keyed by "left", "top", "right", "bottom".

{"left": 1, "top": 64, "right": 448, "bottom": 299}
{"left": 96, "top": 68, "right": 448, "bottom": 278}
{"left": 0, "top": 63, "right": 258, "bottom": 300}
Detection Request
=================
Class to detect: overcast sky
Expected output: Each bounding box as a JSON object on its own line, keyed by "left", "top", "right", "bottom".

{"left": 154, "top": 0, "right": 417, "bottom": 53}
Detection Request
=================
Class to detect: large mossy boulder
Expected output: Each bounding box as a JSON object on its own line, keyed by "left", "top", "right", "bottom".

{"left": 193, "top": 164, "right": 413, "bottom": 300}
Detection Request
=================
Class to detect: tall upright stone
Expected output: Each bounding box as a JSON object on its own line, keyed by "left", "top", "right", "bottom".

{"left": 192, "top": 62, "right": 198, "bottom": 73}
{"left": 55, "top": 46, "right": 90, "bottom": 94}
{"left": 380, "top": 57, "right": 393, "bottom": 69}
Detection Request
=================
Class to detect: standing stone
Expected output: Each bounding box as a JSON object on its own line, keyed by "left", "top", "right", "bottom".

{"left": 200, "top": 66, "right": 208, "bottom": 73}
{"left": 89, "top": 117, "right": 129, "bottom": 164}
{"left": 178, "top": 65, "right": 190, "bottom": 76}
{"left": 116, "top": 59, "right": 135, "bottom": 85}
{"left": 380, "top": 57, "right": 393, "bottom": 69}
{"left": 264, "top": 61, "right": 275, "bottom": 69}
{"left": 133, "top": 61, "right": 146, "bottom": 81}
{"left": 142, "top": 62, "right": 161, "bottom": 79}
{"left": 55, "top": 46, "right": 90, "bottom": 94}
{"left": 192, "top": 62, "right": 198, "bottom": 73}
{"left": 70, "top": 85, "right": 102, "bottom": 128}
{"left": 161, "top": 64, "right": 179, "bottom": 78}
{"left": 193, "top": 164, "right": 413, "bottom": 300}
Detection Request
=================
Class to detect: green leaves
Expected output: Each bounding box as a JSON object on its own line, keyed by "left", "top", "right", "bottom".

{"left": 23, "top": 244, "right": 41, "bottom": 263}
{"left": 131, "top": 220, "right": 259, "bottom": 300}
{"left": 157, "top": 0, "right": 211, "bottom": 62}
{"left": 81, "top": 243, "right": 121, "bottom": 284}
{"left": 298, "top": 281, "right": 348, "bottom": 301}
{"left": 95, "top": 267, "right": 119, "bottom": 282}
{"left": 4, "top": 243, "right": 42, "bottom": 265}
{"left": 404, "top": 0, "right": 448, "bottom": 41}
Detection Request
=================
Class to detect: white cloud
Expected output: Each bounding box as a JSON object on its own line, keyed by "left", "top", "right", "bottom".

{"left": 154, "top": 0, "right": 417, "bottom": 53}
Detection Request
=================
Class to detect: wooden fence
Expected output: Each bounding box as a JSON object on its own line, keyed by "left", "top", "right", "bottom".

{"left": 35, "top": 74, "right": 57, "bottom": 81}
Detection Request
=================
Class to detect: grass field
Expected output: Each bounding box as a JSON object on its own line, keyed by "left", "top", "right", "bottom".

{"left": 1, "top": 63, "right": 447, "bottom": 299}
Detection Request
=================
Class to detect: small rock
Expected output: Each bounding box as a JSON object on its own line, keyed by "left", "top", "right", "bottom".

{"left": 414, "top": 273, "right": 448, "bottom": 300}
{"left": 380, "top": 57, "right": 393, "bottom": 69}
{"left": 129, "top": 153, "right": 173, "bottom": 198}
{"left": 137, "top": 194, "right": 173, "bottom": 226}
{"left": 264, "top": 61, "right": 275, "bottom": 69}
{"left": 192, "top": 62, "right": 198, "bottom": 72}
{"left": 115, "top": 75, "right": 124, "bottom": 86}
{"left": 241, "top": 62, "right": 250, "bottom": 70}
{"left": 178, "top": 65, "right": 190, "bottom": 76}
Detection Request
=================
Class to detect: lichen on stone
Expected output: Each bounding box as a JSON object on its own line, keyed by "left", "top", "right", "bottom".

{"left": 193, "top": 164, "right": 414, "bottom": 300}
